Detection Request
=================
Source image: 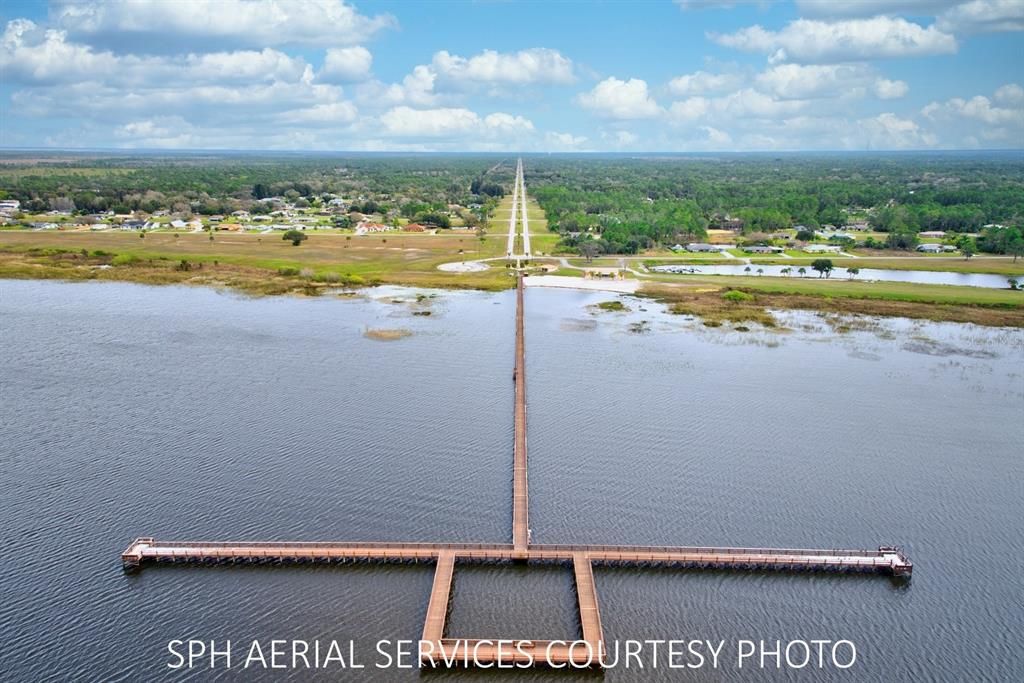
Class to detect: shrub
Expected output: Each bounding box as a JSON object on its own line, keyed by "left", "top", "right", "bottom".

{"left": 175, "top": 259, "right": 192, "bottom": 272}
{"left": 277, "top": 267, "right": 300, "bottom": 276}
{"left": 299, "top": 268, "right": 315, "bottom": 279}
{"left": 111, "top": 253, "right": 139, "bottom": 266}
{"left": 722, "top": 290, "right": 753, "bottom": 304}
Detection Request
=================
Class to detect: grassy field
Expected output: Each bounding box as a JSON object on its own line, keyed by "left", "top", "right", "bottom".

{"left": 640, "top": 273, "right": 1024, "bottom": 327}
{"left": 0, "top": 230, "right": 519, "bottom": 292}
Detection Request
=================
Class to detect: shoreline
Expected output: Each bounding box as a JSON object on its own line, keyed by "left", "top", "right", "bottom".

{"left": 1, "top": 235, "right": 1021, "bottom": 328}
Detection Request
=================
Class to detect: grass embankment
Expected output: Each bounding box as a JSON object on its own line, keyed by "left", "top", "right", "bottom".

{"left": 0, "top": 231, "right": 518, "bottom": 294}
{"left": 641, "top": 277, "right": 1024, "bottom": 328}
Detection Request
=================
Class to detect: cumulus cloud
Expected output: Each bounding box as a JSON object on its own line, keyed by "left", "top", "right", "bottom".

{"left": 320, "top": 47, "right": 372, "bottom": 83}
{"left": 544, "top": 131, "right": 588, "bottom": 150}
{"left": 923, "top": 90, "right": 1024, "bottom": 125}
{"left": 377, "top": 106, "right": 533, "bottom": 139}
{"left": 754, "top": 63, "right": 875, "bottom": 99}
{"left": 431, "top": 48, "right": 574, "bottom": 86}
{"left": 858, "top": 113, "right": 936, "bottom": 149}
{"left": 874, "top": 78, "right": 910, "bottom": 99}
{"left": 667, "top": 70, "right": 743, "bottom": 96}
{"left": 711, "top": 16, "right": 957, "bottom": 63}
{"left": 937, "top": 0, "right": 1024, "bottom": 33}
{"left": 577, "top": 77, "right": 662, "bottom": 119}
{"left": 994, "top": 83, "right": 1024, "bottom": 105}
{"left": 0, "top": 21, "right": 310, "bottom": 86}
{"left": 50, "top": 0, "right": 396, "bottom": 50}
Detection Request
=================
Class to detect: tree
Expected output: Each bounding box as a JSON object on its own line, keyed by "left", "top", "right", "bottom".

{"left": 811, "top": 258, "right": 834, "bottom": 278}
{"left": 756, "top": 268, "right": 764, "bottom": 276}
{"left": 798, "top": 267, "right": 807, "bottom": 277}
{"left": 780, "top": 267, "right": 791, "bottom": 276}
{"left": 959, "top": 237, "right": 976, "bottom": 260}
{"left": 579, "top": 240, "right": 600, "bottom": 263}
{"left": 1009, "top": 237, "right": 1024, "bottom": 262}
{"left": 848, "top": 267, "right": 860, "bottom": 279}
{"left": 743, "top": 265, "right": 752, "bottom": 274}
{"left": 283, "top": 229, "right": 307, "bottom": 246}
{"left": 1008, "top": 278, "right": 1019, "bottom": 290}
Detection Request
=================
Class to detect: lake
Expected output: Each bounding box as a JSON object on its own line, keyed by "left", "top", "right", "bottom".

{"left": 1, "top": 279, "right": 1022, "bottom": 681}
{"left": 650, "top": 263, "right": 1019, "bottom": 288}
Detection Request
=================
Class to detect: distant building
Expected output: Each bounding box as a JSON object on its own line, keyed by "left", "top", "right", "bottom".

{"left": 918, "top": 230, "right": 946, "bottom": 238}
{"left": 402, "top": 223, "right": 426, "bottom": 232}
{"left": 916, "top": 243, "right": 944, "bottom": 253}
{"left": 686, "top": 243, "right": 727, "bottom": 253}
{"left": 742, "top": 245, "right": 783, "bottom": 254}
{"left": 844, "top": 222, "right": 870, "bottom": 231}
{"left": 803, "top": 244, "right": 842, "bottom": 254}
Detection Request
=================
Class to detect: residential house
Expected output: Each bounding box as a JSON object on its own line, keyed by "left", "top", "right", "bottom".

{"left": 742, "top": 245, "right": 784, "bottom": 254}
{"left": 686, "top": 243, "right": 727, "bottom": 253}
{"left": 918, "top": 230, "right": 946, "bottom": 238}
{"left": 803, "top": 244, "right": 843, "bottom": 254}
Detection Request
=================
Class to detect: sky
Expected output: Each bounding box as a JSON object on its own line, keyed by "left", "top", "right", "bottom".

{"left": 0, "top": 0, "right": 1021, "bottom": 152}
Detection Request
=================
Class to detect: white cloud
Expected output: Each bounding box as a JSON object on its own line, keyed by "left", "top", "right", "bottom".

{"left": 667, "top": 70, "right": 742, "bottom": 96}
{"left": 320, "top": 47, "right": 372, "bottom": 83}
{"left": 994, "top": 83, "right": 1024, "bottom": 105}
{"left": 431, "top": 48, "right": 574, "bottom": 86}
{"left": 937, "top": 0, "right": 1024, "bottom": 33}
{"left": 0, "top": 21, "right": 310, "bottom": 86}
{"left": 923, "top": 93, "right": 1024, "bottom": 125}
{"left": 858, "top": 113, "right": 936, "bottom": 149}
{"left": 699, "top": 125, "right": 732, "bottom": 146}
{"left": 377, "top": 106, "right": 533, "bottom": 139}
{"left": 754, "top": 63, "right": 872, "bottom": 99}
{"left": 544, "top": 131, "right": 588, "bottom": 150}
{"left": 577, "top": 77, "right": 662, "bottom": 119}
{"left": 277, "top": 102, "right": 359, "bottom": 126}
{"left": 50, "top": 0, "right": 396, "bottom": 49}
{"left": 874, "top": 78, "right": 910, "bottom": 99}
{"left": 711, "top": 16, "right": 957, "bottom": 63}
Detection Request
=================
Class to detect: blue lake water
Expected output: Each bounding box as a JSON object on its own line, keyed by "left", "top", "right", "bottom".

{"left": 1, "top": 279, "right": 1022, "bottom": 681}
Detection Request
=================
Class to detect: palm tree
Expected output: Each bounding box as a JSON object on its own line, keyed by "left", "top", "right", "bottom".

{"left": 744, "top": 266, "right": 752, "bottom": 274}
{"left": 780, "top": 267, "right": 791, "bottom": 276}
{"left": 848, "top": 267, "right": 860, "bottom": 279}
{"left": 798, "top": 267, "right": 807, "bottom": 277}
{"left": 756, "top": 268, "right": 764, "bottom": 276}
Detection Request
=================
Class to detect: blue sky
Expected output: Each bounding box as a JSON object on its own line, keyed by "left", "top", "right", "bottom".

{"left": 1, "top": 0, "right": 1021, "bottom": 151}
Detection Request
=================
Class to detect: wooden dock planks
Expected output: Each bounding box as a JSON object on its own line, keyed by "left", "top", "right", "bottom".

{"left": 512, "top": 275, "right": 529, "bottom": 553}
{"left": 573, "top": 553, "right": 604, "bottom": 663}
{"left": 422, "top": 551, "right": 456, "bottom": 645}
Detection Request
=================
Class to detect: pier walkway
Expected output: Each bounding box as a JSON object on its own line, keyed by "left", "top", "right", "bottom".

{"left": 513, "top": 274, "right": 529, "bottom": 553}
{"left": 121, "top": 160, "right": 911, "bottom": 669}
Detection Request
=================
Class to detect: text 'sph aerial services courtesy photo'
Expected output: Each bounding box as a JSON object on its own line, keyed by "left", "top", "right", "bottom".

{"left": 1, "top": 0, "right": 1022, "bottom": 681}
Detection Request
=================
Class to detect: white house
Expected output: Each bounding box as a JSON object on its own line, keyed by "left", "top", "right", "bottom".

{"left": 804, "top": 244, "right": 843, "bottom": 254}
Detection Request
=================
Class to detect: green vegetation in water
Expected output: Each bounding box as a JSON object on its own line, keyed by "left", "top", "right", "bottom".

{"left": 594, "top": 299, "right": 629, "bottom": 312}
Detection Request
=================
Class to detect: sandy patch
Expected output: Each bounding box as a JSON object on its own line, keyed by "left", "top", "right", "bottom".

{"left": 364, "top": 328, "right": 413, "bottom": 341}
{"left": 438, "top": 261, "right": 490, "bottom": 273}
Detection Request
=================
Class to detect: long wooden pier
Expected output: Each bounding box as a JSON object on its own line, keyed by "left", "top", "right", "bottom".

{"left": 513, "top": 274, "right": 529, "bottom": 553}
{"left": 121, "top": 538, "right": 912, "bottom": 575}
{"left": 121, "top": 161, "right": 911, "bottom": 670}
